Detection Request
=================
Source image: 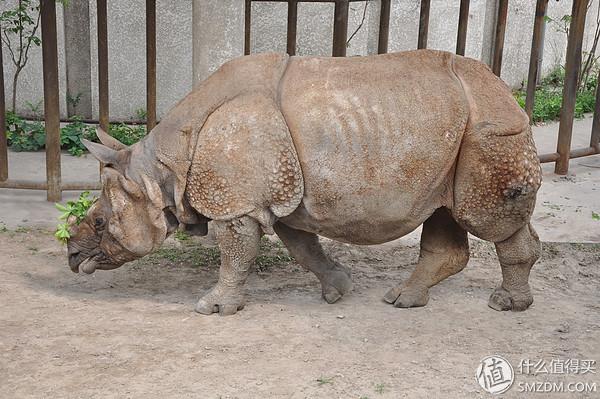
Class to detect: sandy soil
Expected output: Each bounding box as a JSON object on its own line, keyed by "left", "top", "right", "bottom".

{"left": 1, "top": 229, "right": 599, "bottom": 398}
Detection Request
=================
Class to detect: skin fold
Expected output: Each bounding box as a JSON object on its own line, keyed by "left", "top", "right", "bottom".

{"left": 67, "top": 50, "right": 542, "bottom": 316}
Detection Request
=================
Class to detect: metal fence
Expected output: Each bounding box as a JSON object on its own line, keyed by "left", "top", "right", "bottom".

{"left": 0, "top": 0, "right": 599, "bottom": 202}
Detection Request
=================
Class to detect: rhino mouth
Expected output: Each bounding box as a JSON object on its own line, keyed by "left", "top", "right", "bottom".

{"left": 69, "top": 251, "right": 119, "bottom": 274}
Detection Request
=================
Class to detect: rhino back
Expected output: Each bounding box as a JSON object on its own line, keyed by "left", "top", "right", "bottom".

{"left": 279, "top": 50, "right": 469, "bottom": 243}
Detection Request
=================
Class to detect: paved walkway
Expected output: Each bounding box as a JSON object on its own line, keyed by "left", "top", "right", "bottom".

{"left": 1, "top": 117, "right": 599, "bottom": 242}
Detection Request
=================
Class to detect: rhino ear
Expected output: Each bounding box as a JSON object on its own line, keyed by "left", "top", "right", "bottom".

{"left": 82, "top": 139, "right": 119, "bottom": 164}
{"left": 96, "top": 128, "right": 127, "bottom": 150}
{"left": 83, "top": 139, "right": 130, "bottom": 174}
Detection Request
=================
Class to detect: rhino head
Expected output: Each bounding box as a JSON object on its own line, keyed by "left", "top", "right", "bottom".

{"left": 67, "top": 129, "right": 175, "bottom": 274}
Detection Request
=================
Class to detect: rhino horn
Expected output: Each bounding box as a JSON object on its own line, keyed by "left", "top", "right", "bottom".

{"left": 96, "top": 127, "right": 128, "bottom": 151}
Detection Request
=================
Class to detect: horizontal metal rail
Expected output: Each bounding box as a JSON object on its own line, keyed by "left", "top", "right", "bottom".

{"left": 0, "top": 179, "right": 100, "bottom": 191}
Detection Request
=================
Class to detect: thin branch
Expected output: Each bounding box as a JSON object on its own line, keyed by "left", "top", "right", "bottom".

{"left": 2, "top": 29, "right": 18, "bottom": 67}
{"left": 21, "top": 9, "right": 40, "bottom": 68}
{"left": 346, "top": 0, "right": 370, "bottom": 48}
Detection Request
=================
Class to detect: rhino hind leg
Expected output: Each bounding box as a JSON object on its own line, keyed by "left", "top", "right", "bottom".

{"left": 273, "top": 222, "right": 353, "bottom": 304}
{"left": 488, "top": 223, "right": 540, "bottom": 311}
{"left": 195, "top": 216, "right": 261, "bottom": 316}
{"left": 452, "top": 123, "right": 542, "bottom": 311}
{"left": 383, "top": 207, "right": 469, "bottom": 308}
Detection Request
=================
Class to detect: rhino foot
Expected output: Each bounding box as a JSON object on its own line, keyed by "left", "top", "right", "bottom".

{"left": 488, "top": 286, "right": 533, "bottom": 312}
{"left": 321, "top": 266, "right": 353, "bottom": 304}
{"left": 383, "top": 284, "right": 429, "bottom": 308}
{"left": 195, "top": 284, "right": 246, "bottom": 316}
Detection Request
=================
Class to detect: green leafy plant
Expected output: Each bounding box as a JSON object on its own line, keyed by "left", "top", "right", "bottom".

{"left": 135, "top": 108, "right": 147, "bottom": 121}
{"left": 54, "top": 191, "right": 97, "bottom": 243}
{"left": 515, "top": 67, "right": 597, "bottom": 123}
{"left": 60, "top": 116, "right": 96, "bottom": 156}
{"left": 109, "top": 122, "right": 146, "bottom": 145}
{"left": 6, "top": 112, "right": 45, "bottom": 151}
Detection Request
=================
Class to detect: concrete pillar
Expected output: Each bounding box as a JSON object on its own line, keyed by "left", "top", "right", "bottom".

{"left": 192, "top": 0, "right": 245, "bottom": 86}
{"left": 480, "top": 0, "right": 498, "bottom": 66}
{"left": 63, "top": 0, "right": 92, "bottom": 118}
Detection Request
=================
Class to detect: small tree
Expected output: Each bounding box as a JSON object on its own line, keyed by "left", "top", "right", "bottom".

{"left": 0, "top": 0, "right": 41, "bottom": 112}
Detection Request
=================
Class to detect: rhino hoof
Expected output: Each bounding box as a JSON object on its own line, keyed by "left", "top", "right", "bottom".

{"left": 383, "top": 284, "right": 429, "bottom": 308}
{"left": 488, "top": 286, "right": 533, "bottom": 312}
{"left": 321, "top": 268, "right": 353, "bottom": 304}
{"left": 194, "top": 288, "right": 246, "bottom": 316}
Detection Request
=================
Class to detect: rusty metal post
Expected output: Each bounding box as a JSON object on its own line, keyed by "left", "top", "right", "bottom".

{"left": 0, "top": 30, "right": 7, "bottom": 182}
{"left": 592, "top": 69, "right": 600, "bottom": 149}
{"left": 287, "top": 0, "right": 298, "bottom": 55}
{"left": 146, "top": 0, "right": 157, "bottom": 131}
{"left": 378, "top": 0, "right": 391, "bottom": 54}
{"left": 244, "top": 0, "right": 251, "bottom": 55}
{"left": 41, "top": 0, "right": 61, "bottom": 201}
{"left": 97, "top": 0, "right": 109, "bottom": 133}
{"left": 525, "top": 0, "right": 548, "bottom": 122}
{"left": 332, "top": 0, "right": 349, "bottom": 57}
{"left": 417, "top": 0, "right": 430, "bottom": 49}
{"left": 456, "top": 0, "right": 470, "bottom": 55}
{"left": 491, "top": 0, "right": 508, "bottom": 76}
{"left": 555, "top": 0, "right": 589, "bottom": 175}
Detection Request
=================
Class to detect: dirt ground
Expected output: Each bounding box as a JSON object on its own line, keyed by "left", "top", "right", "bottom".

{"left": 0, "top": 228, "right": 599, "bottom": 398}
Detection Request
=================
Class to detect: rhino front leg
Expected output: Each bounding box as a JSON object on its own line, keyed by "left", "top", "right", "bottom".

{"left": 195, "top": 216, "right": 261, "bottom": 316}
{"left": 274, "top": 222, "right": 353, "bottom": 303}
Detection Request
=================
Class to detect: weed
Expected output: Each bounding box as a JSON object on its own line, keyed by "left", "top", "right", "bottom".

{"left": 15, "top": 226, "right": 29, "bottom": 233}
{"left": 60, "top": 116, "right": 97, "bottom": 156}
{"left": 66, "top": 92, "right": 82, "bottom": 109}
{"left": 316, "top": 376, "right": 334, "bottom": 385}
{"left": 255, "top": 238, "right": 293, "bottom": 271}
{"left": 135, "top": 108, "right": 147, "bottom": 121}
{"left": 374, "top": 383, "right": 385, "bottom": 394}
{"left": 109, "top": 123, "right": 146, "bottom": 145}
{"left": 593, "top": 211, "right": 600, "bottom": 221}
{"left": 0, "top": 223, "right": 8, "bottom": 233}
{"left": 174, "top": 230, "right": 191, "bottom": 242}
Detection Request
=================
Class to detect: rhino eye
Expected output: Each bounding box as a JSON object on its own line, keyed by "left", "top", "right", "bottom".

{"left": 95, "top": 217, "right": 105, "bottom": 228}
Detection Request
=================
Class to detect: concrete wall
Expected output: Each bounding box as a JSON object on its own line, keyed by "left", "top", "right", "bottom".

{"left": 2, "top": 0, "right": 598, "bottom": 120}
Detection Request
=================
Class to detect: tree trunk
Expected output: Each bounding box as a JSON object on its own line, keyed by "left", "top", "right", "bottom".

{"left": 11, "top": 67, "right": 22, "bottom": 113}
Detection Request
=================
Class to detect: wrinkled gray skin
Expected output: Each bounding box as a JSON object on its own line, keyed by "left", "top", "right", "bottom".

{"left": 68, "top": 50, "right": 542, "bottom": 316}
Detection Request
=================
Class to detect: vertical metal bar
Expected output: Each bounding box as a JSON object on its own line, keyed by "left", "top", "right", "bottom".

{"left": 332, "top": 0, "right": 349, "bottom": 57}
{"left": 244, "top": 0, "right": 251, "bottom": 55}
{"left": 0, "top": 28, "right": 7, "bottom": 182}
{"left": 378, "top": 0, "right": 391, "bottom": 54}
{"left": 456, "top": 0, "right": 470, "bottom": 55}
{"left": 525, "top": 0, "right": 549, "bottom": 123}
{"left": 555, "top": 0, "right": 589, "bottom": 174}
{"left": 287, "top": 0, "right": 298, "bottom": 55}
{"left": 417, "top": 0, "right": 430, "bottom": 49}
{"left": 491, "top": 0, "right": 509, "bottom": 76}
{"left": 590, "top": 69, "right": 600, "bottom": 148}
{"left": 97, "top": 0, "right": 109, "bottom": 133}
{"left": 40, "top": 0, "right": 61, "bottom": 201}
{"left": 146, "top": 0, "right": 157, "bottom": 131}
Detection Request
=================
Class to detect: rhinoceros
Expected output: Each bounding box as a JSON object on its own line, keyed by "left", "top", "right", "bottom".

{"left": 67, "top": 50, "right": 542, "bottom": 315}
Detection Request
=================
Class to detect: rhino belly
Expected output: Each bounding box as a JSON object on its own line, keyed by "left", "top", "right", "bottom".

{"left": 279, "top": 51, "right": 469, "bottom": 244}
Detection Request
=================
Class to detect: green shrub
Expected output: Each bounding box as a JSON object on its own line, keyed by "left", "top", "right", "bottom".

{"left": 5, "top": 111, "right": 46, "bottom": 151}
{"left": 515, "top": 86, "right": 596, "bottom": 123}
{"left": 60, "top": 116, "right": 97, "bottom": 156}
{"left": 108, "top": 123, "right": 146, "bottom": 145}
{"left": 4, "top": 112, "right": 147, "bottom": 155}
